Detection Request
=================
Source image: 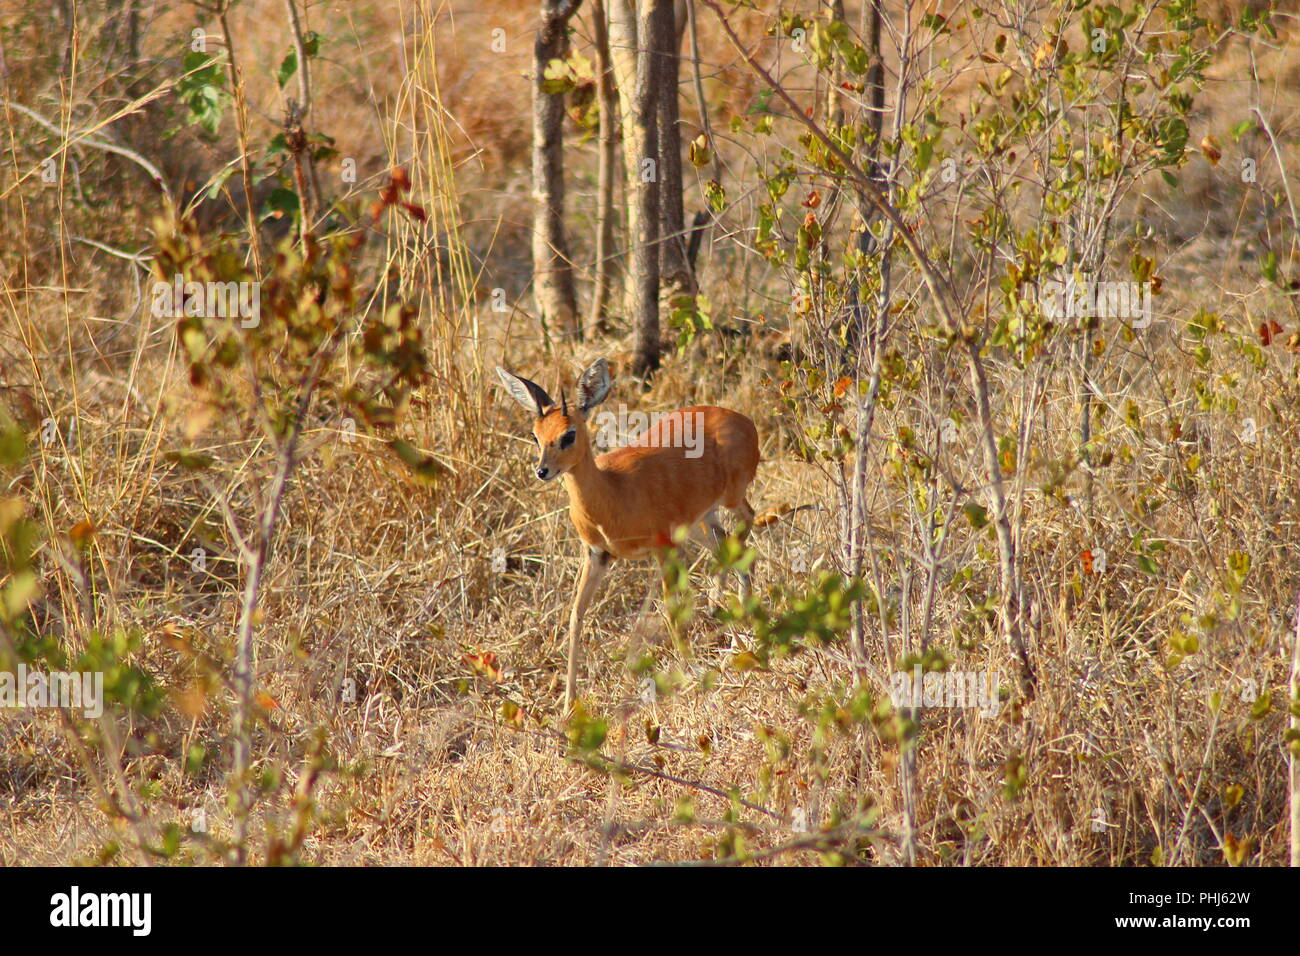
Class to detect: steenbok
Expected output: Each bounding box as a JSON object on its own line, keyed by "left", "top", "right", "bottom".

{"left": 496, "top": 358, "right": 760, "bottom": 710}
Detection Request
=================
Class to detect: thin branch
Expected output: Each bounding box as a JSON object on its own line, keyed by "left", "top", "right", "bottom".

{"left": 1250, "top": 106, "right": 1300, "bottom": 234}
{"left": 2, "top": 100, "right": 172, "bottom": 200}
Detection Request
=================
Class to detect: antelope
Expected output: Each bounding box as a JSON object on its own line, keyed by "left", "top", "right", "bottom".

{"left": 496, "top": 358, "right": 760, "bottom": 711}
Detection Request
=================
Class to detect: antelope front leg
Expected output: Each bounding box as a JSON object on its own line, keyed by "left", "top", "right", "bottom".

{"left": 565, "top": 547, "right": 612, "bottom": 713}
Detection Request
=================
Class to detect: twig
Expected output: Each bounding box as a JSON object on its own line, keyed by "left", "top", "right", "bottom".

{"left": 217, "top": 6, "right": 263, "bottom": 276}
{"left": 1251, "top": 107, "right": 1300, "bottom": 234}
{"left": 2, "top": 100, "right": 171, "bottom": 200}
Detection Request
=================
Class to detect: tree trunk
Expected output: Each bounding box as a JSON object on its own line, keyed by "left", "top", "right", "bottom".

{"left": 532, "top": 0, "right": 582, "bottom": 338}
{"left": 608, "top": 0, "right": 639, "bottom": 266}
{"left": 657, "top": 0, "right": 694, "bottom": 298}
{"left": 608, "top": 0, "right": 645, "bottom": 340}
{"left": 589, "top": 0, "right": 618, "bottom": 332}
{"left": 847, "top": 0, "right": 885, "bottom": 358}
{"left": 630, "top": 0, "right": 672, "bottom": 377}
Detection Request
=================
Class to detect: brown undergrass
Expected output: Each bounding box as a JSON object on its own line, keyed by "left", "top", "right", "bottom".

{"left": 1, "top": 0, "right": 1298, "bottom": 865}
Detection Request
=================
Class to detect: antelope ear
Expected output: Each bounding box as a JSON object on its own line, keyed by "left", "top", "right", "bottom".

{"left": 576, "top": 358, "right": 612, "bottom": 412}
{"left": 496, "top": 367, "right": 554, "bottom": 417}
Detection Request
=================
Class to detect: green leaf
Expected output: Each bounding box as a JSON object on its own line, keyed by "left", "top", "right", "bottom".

{"left": 1249, "top": 690, "right": 1271, "bottom": 720}
{"left": 1261, "top": 250, "right": 1278, "bottom": 284}
{"left": 178, "top": 52, "right": 228, "bottom": 137}
{"left": 164, "top": 450, "right": 216, "bottom": 470}
{"left": 2, "top": 570, "right": 38, "bottom": 620}
{"left": 186, "top": 743, "right": 207, "bottom": 776}
{"left": 205, "top": 166, "right": 236, "bottom": 201}
{"left": 916, "top": 138, "right": 933, "bottom": 171}
{"left": 260, "top": 187, "right": 301, "bottom": 222}
{"left": 387, "top": 439, "right": 446, "bottom": 483}
{"left": 704, "top": 179, "right": 726, "bottom": 213}
{"left": 1157, "top": 116, "right": 1189, "bottom": 163}
{"left": 962, "top": 502, "right": 989, "bottom": 529}
{"left": 541, "top": 58, "right": 575, "bottom": 95}
{"left": 160, "top": 823, "right": 182, "bottom": 857}
{"left": 277, "top": 50, "right": 298, "bottom": 89}
{"left": 566, "top": 701, "right": 608, "bottom": 754}
{"left": 842, "top": 43, "right": 870, "bottom": 75}
{"left": 0, "top": 418, "right": 27, "bottom": 466}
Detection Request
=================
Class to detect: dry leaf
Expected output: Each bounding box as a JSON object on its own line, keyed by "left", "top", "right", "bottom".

{"left": 1200, "top": 135, "right": 1222, "bottom": 166}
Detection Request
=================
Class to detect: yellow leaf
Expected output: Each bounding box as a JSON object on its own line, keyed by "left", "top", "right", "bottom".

{"left": 1200, "top": 135, "right": 1221, "bottom": 166}
{"left": 501, "top": 700, "right": 524, "bottom": 728}
{"left": 1222, "top": 832, "right": 1252, "bottom": 866}
{"left": 689, "top": 134, "right": 711, "bottom": 168}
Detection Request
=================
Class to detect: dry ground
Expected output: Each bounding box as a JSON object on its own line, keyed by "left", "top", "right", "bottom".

{"left": 1, "top": 0, "right": 1298, "bottom": 865}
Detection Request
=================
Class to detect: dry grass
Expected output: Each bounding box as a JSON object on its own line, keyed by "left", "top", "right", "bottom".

{"left": 1, "top": 0, "right": 1298, "bottom": 866}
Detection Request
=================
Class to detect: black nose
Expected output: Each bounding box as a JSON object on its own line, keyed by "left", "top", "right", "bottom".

{"left": 536, "top": 467, "right": 548, "bottom": 480}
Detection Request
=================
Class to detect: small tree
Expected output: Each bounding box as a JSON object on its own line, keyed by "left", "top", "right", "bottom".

{"left": 657, "top": 1, "right": 694, "bottom": 299}
{"left": 532, "top": 0, "right": 584, "bottom": 338}
{"left": 588, "top": 0, "right": 620, "bottom": 331}
{"left": 628, "top": 0, "right": 676, "bottom": 377}
{"left": 152, "top": 174, "right": 430, "bottom": 860}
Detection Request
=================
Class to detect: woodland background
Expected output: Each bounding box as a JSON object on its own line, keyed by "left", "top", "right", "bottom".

{"left": 1, "top": 0, "right": 1298, "bottom": 865}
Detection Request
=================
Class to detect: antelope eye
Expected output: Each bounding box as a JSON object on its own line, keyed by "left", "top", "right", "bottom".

{"left": 558, "top": 430, "right": 576, "bottom": 450}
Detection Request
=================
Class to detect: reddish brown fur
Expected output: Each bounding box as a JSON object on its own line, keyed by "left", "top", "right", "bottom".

{"left": 499, "top": 357, "right": 761, "bottom": 710}
{"left": 533, "top": 404, "right": 759, "bottom": 559}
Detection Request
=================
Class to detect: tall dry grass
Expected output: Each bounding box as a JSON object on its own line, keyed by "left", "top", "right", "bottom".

{"left": 1, "top": 0, "right": 1298, "bottom": 865}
